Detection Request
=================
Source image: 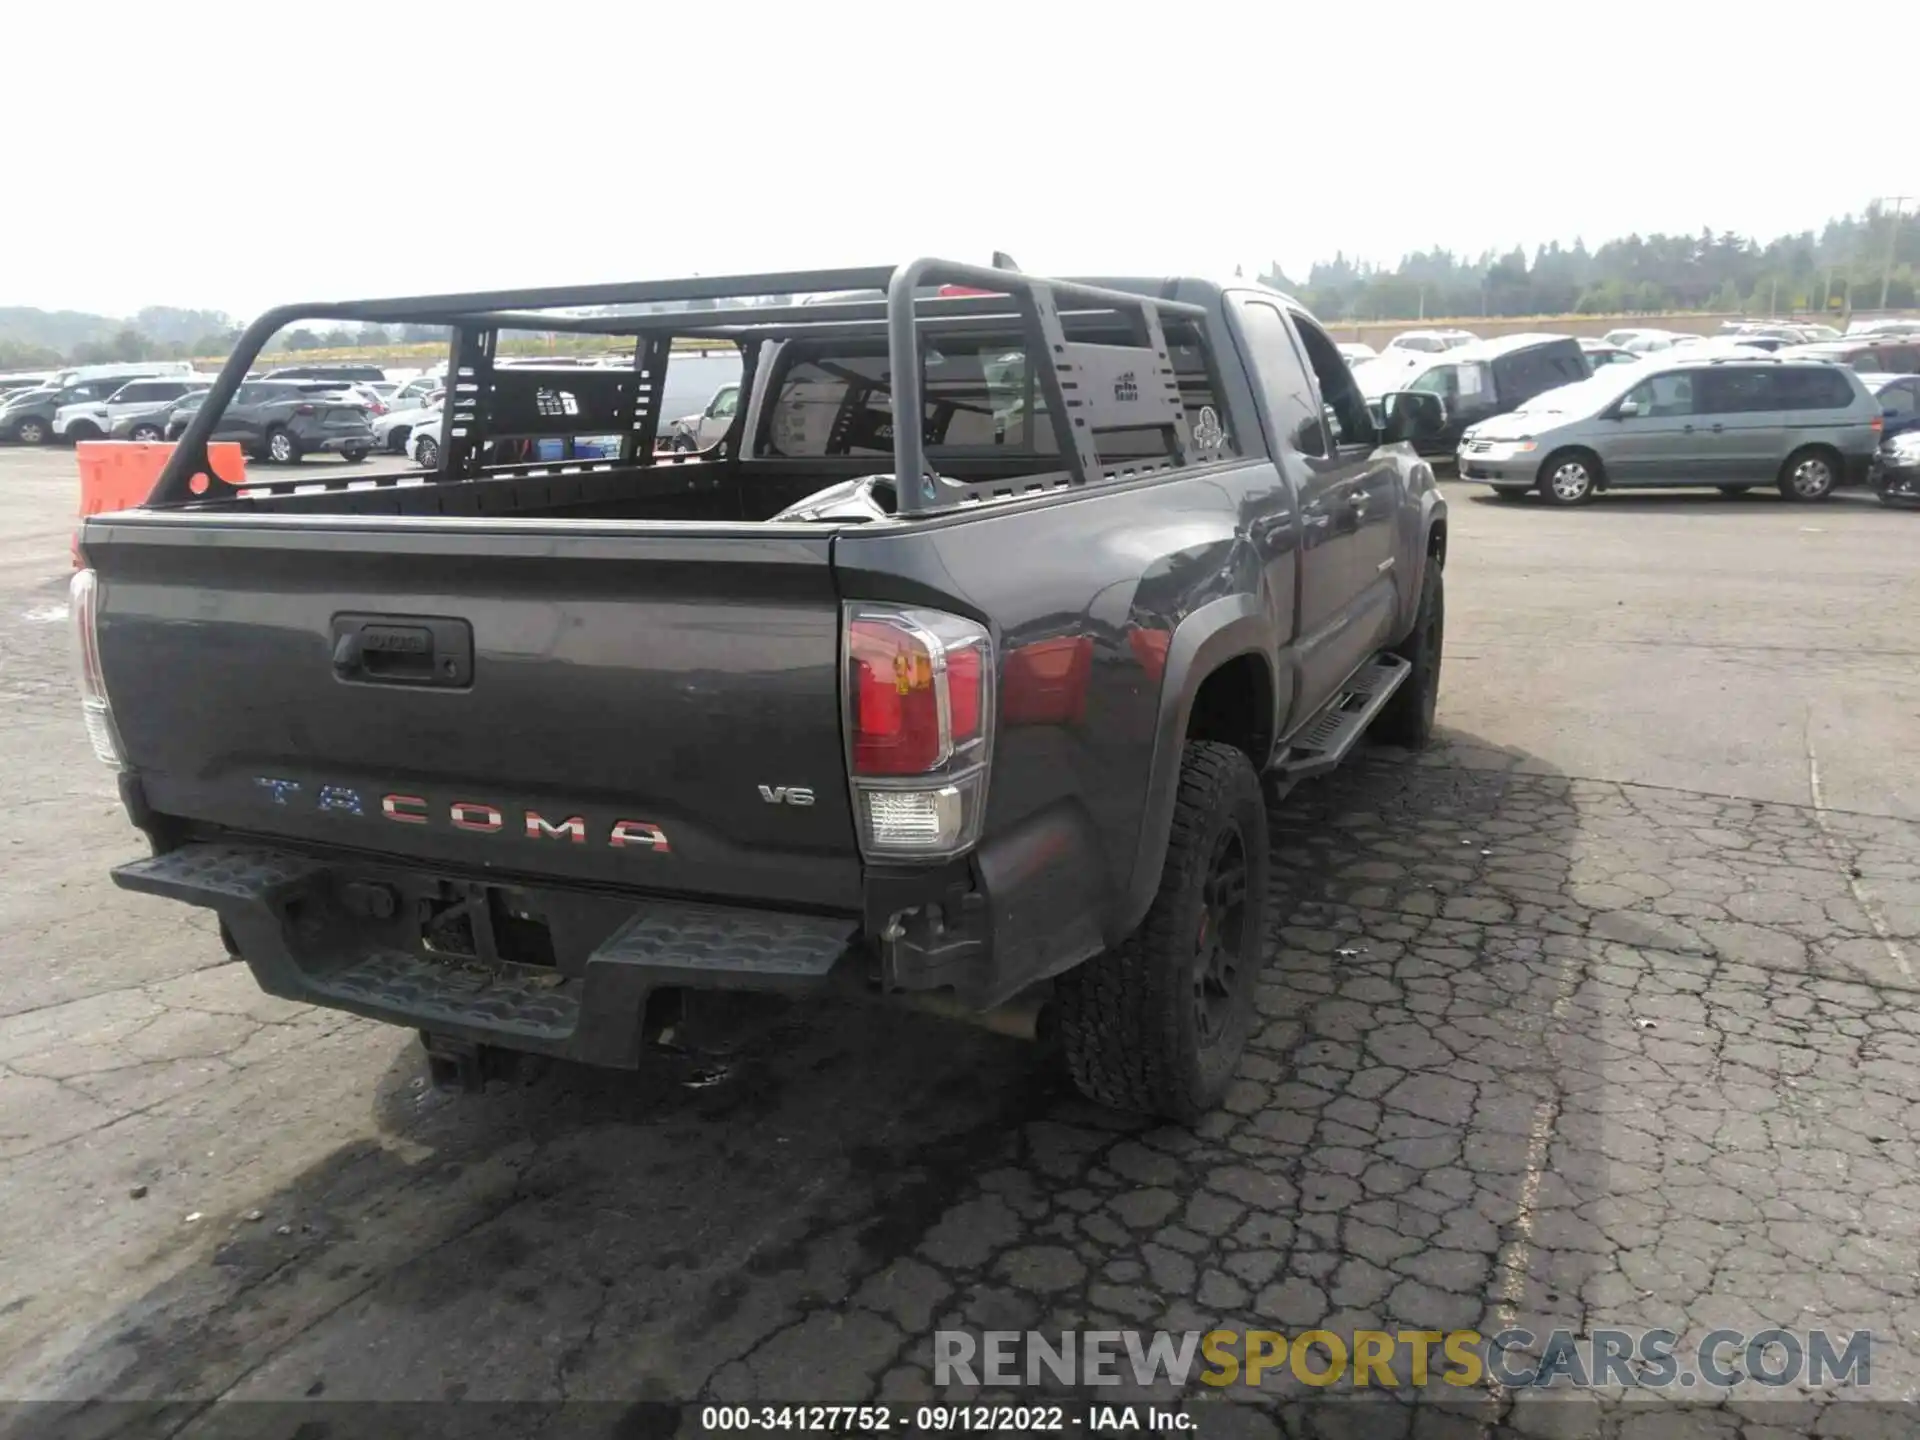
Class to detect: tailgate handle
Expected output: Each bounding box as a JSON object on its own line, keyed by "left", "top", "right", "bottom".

{"left": 330, "top": 614, "right": 473, "bottom": 688}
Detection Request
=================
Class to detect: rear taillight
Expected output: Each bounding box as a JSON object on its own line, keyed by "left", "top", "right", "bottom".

{"left": 293, "top": 403, "right": 316, "bottom": 416}
{"left": 844, "top": 604, "right": 993, "bottom": 858}
{"left": 69, "top": 568, "right": 125, "bottom": 768}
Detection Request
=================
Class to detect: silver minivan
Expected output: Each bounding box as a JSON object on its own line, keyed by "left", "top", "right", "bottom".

{"left": 1456, "top": 357, "right": 1884, "bottom": 504}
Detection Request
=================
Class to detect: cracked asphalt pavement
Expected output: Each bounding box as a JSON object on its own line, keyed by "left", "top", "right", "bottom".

{"left": 2, "top": 447, "right": 1919, "bottom": 1437}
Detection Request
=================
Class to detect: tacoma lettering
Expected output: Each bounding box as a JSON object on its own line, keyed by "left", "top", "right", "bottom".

{"left": 525, "top": 812, "right": 586, "bottom": 844}
{"left": 366, "top": 793, "right": 668, "bottom": 851}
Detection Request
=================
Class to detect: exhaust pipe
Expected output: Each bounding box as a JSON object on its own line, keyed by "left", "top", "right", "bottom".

{"left": 889, "top": 988, "right": 1051, "bottom": 1042}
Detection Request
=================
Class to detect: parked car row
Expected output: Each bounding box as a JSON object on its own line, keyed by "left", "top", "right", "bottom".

{"left": 0, "top": 359, "right": 412, "bottom": 449}
{"left": 1344, "top": 318, "right": 1915, "bottom": 376}
{"left": 1848, "top": 317, "right": 1920, "bottom": 339}
{"left": 0, "top": 362, "right": 204, "bottom": 444}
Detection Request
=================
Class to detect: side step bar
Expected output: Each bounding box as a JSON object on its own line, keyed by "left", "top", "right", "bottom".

{"left": 1268, "top": 653, "right": 1411, "bottom": 784}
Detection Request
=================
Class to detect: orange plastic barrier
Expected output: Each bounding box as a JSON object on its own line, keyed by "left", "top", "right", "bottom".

{"left": 73, "top": 441, "right": 246, "bottom": 565}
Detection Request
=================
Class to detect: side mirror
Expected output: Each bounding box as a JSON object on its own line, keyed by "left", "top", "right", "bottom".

{"left": 1613, "top": 399, "right": 1643, "bottom": 419}
{"left": 1378, "top": 391, "right": 1447, "bottom": 445}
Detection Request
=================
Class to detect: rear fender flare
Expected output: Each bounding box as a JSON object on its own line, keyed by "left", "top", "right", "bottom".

{"left": 1120, "top": 593, "right": 1274, "bottom": 936}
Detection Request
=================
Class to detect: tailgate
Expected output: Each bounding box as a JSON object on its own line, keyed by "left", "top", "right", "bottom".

{"left": 87, "top": 518, "right": 860, "bottom": 911}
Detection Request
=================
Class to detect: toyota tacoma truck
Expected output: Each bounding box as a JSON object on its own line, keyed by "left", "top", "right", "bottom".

{"left": 75, "top": 259, "right": 1449, "bottom": 1121}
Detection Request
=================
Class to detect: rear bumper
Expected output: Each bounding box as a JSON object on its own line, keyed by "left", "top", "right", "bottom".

{"left": 111, "top": 804, "right": 1108, "bottom": 1065}
{"left": 294, "top": 431, "right": 375, "bottom": 454}
{"left": 114, "top": 841, "right": 860, "bottom": 1067}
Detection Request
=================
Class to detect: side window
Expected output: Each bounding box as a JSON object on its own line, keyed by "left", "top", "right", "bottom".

{"left": 709, "top": 385, "right": 740, "bottom": 419}
{"left": 1407, "top": 365, "right": 1457, "bottom": 402}
{"left": 1291, "top": 312, "right": 1374, "bottom": 449}
{"left": 1624, "top": 372, "right": 1695, "bottom": 417}
{"left": 1235, "top": 299, "right": 1327, "bottom": 458}
{"left": 1695, "top": 367, "right": 1776, "bottom": 414}
{"left": 1776, "top": 367, "right": 1853, "bottom": 411}
{"left": 1455, "top": 361, "right": 1492, "bottom": 403}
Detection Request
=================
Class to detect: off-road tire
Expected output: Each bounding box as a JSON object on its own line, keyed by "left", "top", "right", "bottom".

{"left": 1373, "top": 556, "right": 1444, "bottom": 749}
{"left": 1055, "top": 740, "right": 1268, "bottom": 1122}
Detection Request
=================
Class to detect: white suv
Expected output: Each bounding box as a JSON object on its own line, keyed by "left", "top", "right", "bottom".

{"left": 55, "top": 378, "right": 210, "bottom": 440}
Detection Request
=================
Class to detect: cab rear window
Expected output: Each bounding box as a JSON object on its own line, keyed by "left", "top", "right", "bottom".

{"left": 756, "top": 329, "right": 1229, "bottom": 463}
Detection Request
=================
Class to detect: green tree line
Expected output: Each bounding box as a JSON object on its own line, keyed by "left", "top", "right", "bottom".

{"left": 0, "top": 315, "right": 449, "bottom": 371}
{"left": 1263, "top": 205, "right": 1919, "bottom": 323}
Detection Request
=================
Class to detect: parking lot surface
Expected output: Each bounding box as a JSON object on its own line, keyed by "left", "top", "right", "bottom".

{"left": 2, "top": 447, "right": 1919, "bottom": 1435}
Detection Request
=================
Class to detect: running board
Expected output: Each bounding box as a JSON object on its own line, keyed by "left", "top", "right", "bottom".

{"left": 1268, "top": 653, "right": 1411, "bottom": 782}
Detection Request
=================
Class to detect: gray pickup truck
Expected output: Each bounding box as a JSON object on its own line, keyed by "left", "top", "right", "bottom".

{"left": 75, "top": 260, "right": 1449, "bottom": 1121}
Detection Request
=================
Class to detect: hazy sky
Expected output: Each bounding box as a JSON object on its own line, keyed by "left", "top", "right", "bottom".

{"left": 2, "top": 1, "right": 1893, "bottom": 320}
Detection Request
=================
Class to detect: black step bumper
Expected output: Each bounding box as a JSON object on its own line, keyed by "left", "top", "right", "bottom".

{"left": 114, "top": 842, "right": 859, "bottom": 1067}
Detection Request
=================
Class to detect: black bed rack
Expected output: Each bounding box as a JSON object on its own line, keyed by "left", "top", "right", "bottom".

{"left": 149, "top": 259, "right": 1212, "bottom": 515}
